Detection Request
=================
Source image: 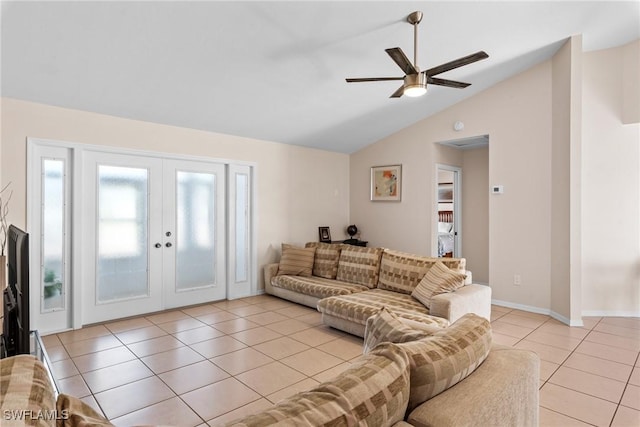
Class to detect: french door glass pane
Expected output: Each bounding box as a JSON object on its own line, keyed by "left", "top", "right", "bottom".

{"left": 42, "top": 159, "right": 64, "bottom": 311}
{"left": 176, "top": 171, "right": 216, "bottom": 290}
{"left": 235, "top": 173, "right": 248, "bottom": 282}
{"left": 97, "top": 165, "right": 149, "bottom": 302}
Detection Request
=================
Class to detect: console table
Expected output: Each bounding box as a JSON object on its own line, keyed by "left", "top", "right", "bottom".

{"left": 333, "top": 239, "right": 368, "bottom": 247}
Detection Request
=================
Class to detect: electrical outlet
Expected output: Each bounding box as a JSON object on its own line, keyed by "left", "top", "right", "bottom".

{"left": 513, "top": 274, "right": 521, "bottom": 286}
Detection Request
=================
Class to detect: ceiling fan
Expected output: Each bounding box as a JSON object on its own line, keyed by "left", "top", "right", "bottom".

{"left": 346, "top": 11, "right": 489, "bottom": 98}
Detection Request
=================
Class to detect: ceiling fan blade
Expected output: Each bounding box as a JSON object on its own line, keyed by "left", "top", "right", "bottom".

{"left": 346, "top": 77, "right": 404, "bottom": 83}
{"left": 385, "top": 47, "right": 418, "bottom": 75}
{"left": 426, "top": 76, "right": 470, "bottom": 88}
{"left": 424, "top": 51, "right": 489, "bottom": 77}
{"left": 390, "top": 85, "right": 404, "bottom": 98}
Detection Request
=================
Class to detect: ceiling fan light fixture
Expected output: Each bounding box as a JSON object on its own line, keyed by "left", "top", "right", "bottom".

{"left": 404, "top": 84, "right": 427, "bottom": 97}
{"left": 403, "top": 73, "right": 427, "bottom": 97}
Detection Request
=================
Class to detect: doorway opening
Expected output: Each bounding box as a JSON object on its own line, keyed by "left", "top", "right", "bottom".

{"left": 436, "top": 165, "right": 461, "bottom": 258}
{"left": 435, "top": 134, "right": 490, "bottom": 284}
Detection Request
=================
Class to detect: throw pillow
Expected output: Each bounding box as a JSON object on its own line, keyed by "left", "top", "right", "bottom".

{"left": 396, "top": 313, "right": 492, "bottom": 411}
{"left": 363, "top": 307, "right": 439, "bottom": 354}
{"left": 411, "top": 261, "right": 466, "bottom": 308}
{"left": 335, "top": 246, "right": 384, "bottom": 288}
{"left": 276, "top": 244, "right": 316, "bottom": 277}
{"left": 305, "top": 242, "right": 342, "bottom": 279}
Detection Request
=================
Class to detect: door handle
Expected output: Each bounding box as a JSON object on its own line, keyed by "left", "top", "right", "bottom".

{"left": 165, "top": 242, "right": 172, "bottom": 248}
{"left": 154, "top": 243, "right": 162, "bottom": 248}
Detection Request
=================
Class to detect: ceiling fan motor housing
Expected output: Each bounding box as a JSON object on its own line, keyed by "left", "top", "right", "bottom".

{"left": 404, "top": 72, "right": 427, "bottom": 97}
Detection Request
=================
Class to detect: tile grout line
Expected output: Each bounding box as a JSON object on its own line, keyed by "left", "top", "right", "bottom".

{"left": 129, "top": 302, "right": 321, "bottom": 424}
{"left": 45, "top": 301, "right": 639, "bottom": 426}
{"left": 608, "top": 350, "right": 640, "bottom": 426}
{"left": 496, "top": 310, "right": 629, "bottom": 426}
{"left": 538, "top": 316, "right": 638, "bottom": 426}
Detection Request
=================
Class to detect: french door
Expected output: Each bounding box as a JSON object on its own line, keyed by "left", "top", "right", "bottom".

{"left": 29, "top": 139, "right": 254, "bottom": 332}
{"left": 162, "top": 160, "right": 226, "bottom": 309}
{"left": 82, "top": 152, "right": 227, "bottom": 323}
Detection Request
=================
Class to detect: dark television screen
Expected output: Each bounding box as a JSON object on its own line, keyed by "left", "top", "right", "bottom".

{"left": 3, "top": 224, "right": 30, "bottom": 356}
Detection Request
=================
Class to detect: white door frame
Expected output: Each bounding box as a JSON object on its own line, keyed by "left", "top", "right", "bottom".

{"left": 434, "top": 164, "right": 462, "bottom": 258}
{"left": 26, "top": 144, "right": 73, "bottom": 333}
{"left": 227, "top": 164, "right": 254, "bottom": 299}
{"left": 27, "top": 138, "right": 257, "bottom": 332}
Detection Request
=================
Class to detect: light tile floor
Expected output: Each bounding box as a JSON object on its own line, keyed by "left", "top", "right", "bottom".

{"left": 41, "top": 296, "right": 640, "bottom": 426}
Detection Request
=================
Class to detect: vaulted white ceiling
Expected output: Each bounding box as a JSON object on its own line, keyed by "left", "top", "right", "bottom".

{"left": 2, "top": 1, "right": 639, "bottom": 153}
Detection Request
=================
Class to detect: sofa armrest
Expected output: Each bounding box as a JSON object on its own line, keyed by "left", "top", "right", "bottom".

{"left": 407, "top": 344, "right": 540, "bottom": 427}
{"left": 263, "top": 263, "right": 280, "bottom": 295}
{"left": 429, "top": 284, "right": 491, "bottom": 323}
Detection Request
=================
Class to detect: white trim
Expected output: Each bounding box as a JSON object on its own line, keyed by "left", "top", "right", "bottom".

{"left": 582, "top": 310, "right": 640, "bottom": 318}
{"left": 492, "top": 298, "right": 585, "bottom": 326}
{"left": 434, "top": 164, "right": 462, "bottom": 258}
{"left": 550, "top": 311, "right": 582, "bottom": 327}
{"left": 71, "top": 148, "right": 83, "bottom": 330}
{"left": 226, "top": 164, "right": 256, "bottom": 300}
{"left": 491, "top": 299, "right": 551, "bottom": 316}
{"left": 27, "top": 137, "right": 259, "bottom": 329}
{"left": 27, "top": 137, "right": 257, "bottom": 169}
{"left": 27, "top": 142, "right": 75, "bottom": 332}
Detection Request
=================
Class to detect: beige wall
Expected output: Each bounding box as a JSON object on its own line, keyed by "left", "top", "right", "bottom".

{"left": 351, "top": 61, "right": 553, "bottom": 311}
{"left": 351, "top": 40, "right": 640, "bottom": 317}
{"left": 581, "top": 40, "right": 640, "bottom": 315}
{"left": 622, "top": 40, "right": 640, "bottom": 124}
{"left": 0, "top": 98, "right": 351, "bottom": 292}
{"left": 461, "top": 147, "right": 489, "bottom": 284}
{"left": 550, "top": 36, "right": 582, "bottom": 325}
{"left": 3, "top": 40, "right": 638, "bottom": 317}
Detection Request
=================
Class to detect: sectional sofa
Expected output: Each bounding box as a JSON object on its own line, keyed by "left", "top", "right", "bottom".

{"left": 0, "top": 354, "right": 112, "bottom": 427}
{"left": 219, "top": 313, "right": 540, "bottom": 427}
{"left": 264, "top": 242, "right": 492, "bottom": 337}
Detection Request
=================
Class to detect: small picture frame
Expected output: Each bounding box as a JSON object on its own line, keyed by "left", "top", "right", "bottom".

{"left": 318, "top": 226, "right": 331, "bottom": 243}
{"left": 371, "top": 164, "right": 402, "bottom": 201}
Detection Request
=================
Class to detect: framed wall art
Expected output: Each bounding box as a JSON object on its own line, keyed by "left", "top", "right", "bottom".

{"left": 371, "top": 164, "right": 402, "bottom": 201}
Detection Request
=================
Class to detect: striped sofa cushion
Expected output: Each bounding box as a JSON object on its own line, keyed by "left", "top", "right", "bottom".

{"left": 221, "top": 343, "right": 410, "bottom": 427}
{"left": 272, "top": 275, "right": 369, "bottom": 299}
{"left": 317, "top": 289, "right": 450, "bottom": 328}
{"left": 363, "top": 307, "right": 439, "bottom": 354}
{"left": 0, "top": 355, "right": 56, "bottom": 427}
{"left": 276, "top": 244, "right": 316, "bottom": 277}
{"left": 305, "top": 242, "right": 343, "bottom": 279}
{"left": 56, "top": 394, "right": 114, "bottom": 426}
{"left": 377, "top": 249, "right": 466, "bottom": 294}
{"left": 397, "top": 313, "right": 492, "bottom": 411}
{"left": 411, "top": 261, "right": 467, "bottom": 308}
{"left": 336, "top": 246, "right": 384, "bottom": 288}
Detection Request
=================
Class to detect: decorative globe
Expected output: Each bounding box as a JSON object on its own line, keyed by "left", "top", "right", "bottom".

{"left": 347, "top": 225, "right": 358, "bottom": 238}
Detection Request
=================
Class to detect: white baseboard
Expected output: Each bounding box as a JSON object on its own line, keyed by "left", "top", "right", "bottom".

{"left": 491, "top": 299, "right": 551, "bottom": 316}
{"left": 582, "top": 310, "right": 640, "bottom": 317}
{"left": 492, "top": 300, "right": 640, "bottom": 325}
{"left": 549, "top": 311, "right": 583, "bottom": 327}
{"left": 491, "top": 299, "right": 584, "bottom": 326}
